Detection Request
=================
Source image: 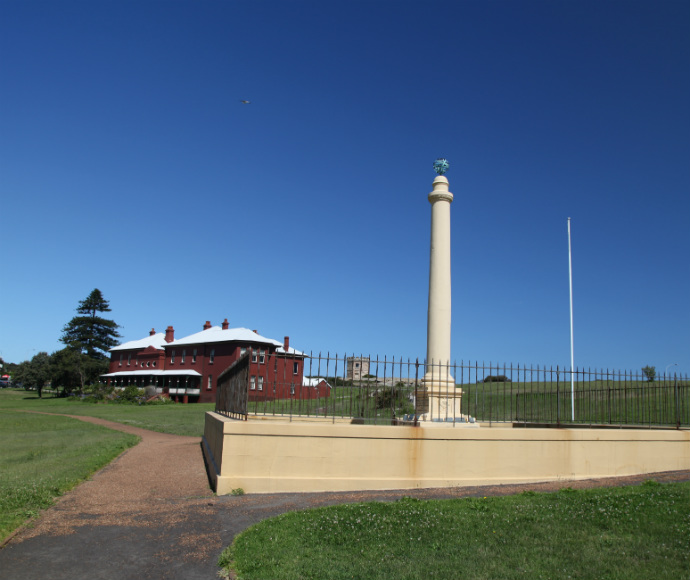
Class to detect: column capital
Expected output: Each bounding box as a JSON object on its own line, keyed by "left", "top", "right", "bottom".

{"left": 428, "top": 176, "right": 453, "bottom": 204}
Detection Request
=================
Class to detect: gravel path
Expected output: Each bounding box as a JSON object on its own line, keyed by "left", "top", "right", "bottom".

{"left": 1, "top": 414, "right": 688, "bottom": 580}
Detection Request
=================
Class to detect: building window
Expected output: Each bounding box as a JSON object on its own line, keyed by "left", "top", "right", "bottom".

{"left": 127, "top": 353, "right": 131, "bottom": 366}
{"left": 293, "top": 362, "right": 299, "bottom": 375}
{"left": 181, "top": 350, "right": 186, "bottom": 363}
{"left": 258, "top": 376, "right": 264, "bottom": 391}
{"left": 355, "top": 362, "right": 360, "bottom": 368}
{"left": 259, "top": 350, "right": 265, "bottom": 364}
{"left": 146, "top": 362, "right": 150, "bottom": 368}
{"left": 209, "top": 349, "right": 215, "bottom": 364}
{"left": 192, "top": 348, "right": 197, "bottom": 363}
{"left": 119, "top": 354, "right": 123, "bottom": 367}
{"left": 290, "top": 384, "right": 295, "bottom": 395}
{"left": 152, "top": 361, "right": 156, "bottom": 368}
{"left": 250, "top": 376, "right": 256, "bottom": 390}
{"left": 207, "top": 375, "right": 212, "bottom": 390}
{"left": 251, "top": 350, "right": 257, "bottom": 363}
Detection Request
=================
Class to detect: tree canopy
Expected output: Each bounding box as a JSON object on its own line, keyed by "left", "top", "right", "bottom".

{"left": 642, "top": 365, "right": 656, "bottom": 382}
{"left": 13, "top": 351, "right": 51, "bottom": 397}
{"left": 60, "top": 289, "right": 121, "bottom": 386}
{"left": 61, "top": 289, "right": 121, "bottom": 359}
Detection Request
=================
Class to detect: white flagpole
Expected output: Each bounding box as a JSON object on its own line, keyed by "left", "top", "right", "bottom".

{"left": 568, "top": 217, "right": 575, "bottom": 421}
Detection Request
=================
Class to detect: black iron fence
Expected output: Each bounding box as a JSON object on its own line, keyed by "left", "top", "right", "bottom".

{"left": 216, "top": 351, "right": 250, "bottom": 420}
{"left": 216, "top": 352, "right": 689, "bottom": 428}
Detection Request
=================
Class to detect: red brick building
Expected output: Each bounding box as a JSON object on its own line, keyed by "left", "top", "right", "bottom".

{"left": 103, "top": 319, "right": 327, "bottom": 404}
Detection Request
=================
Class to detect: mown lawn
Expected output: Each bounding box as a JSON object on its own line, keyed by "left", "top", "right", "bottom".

{"left": 0, "top": 408, "right": 139, "bottom": 541}
{"left": 220, "top": 481, "right": 690, "bottom": 580}
{"left": 0, "top": 387, "right": 214, "bottom": 541}
{"left": 245, "top": 379, "right": 689, "bottom": 427}
{"left": 0, "top": 388, "right": 214, "bottom": 436}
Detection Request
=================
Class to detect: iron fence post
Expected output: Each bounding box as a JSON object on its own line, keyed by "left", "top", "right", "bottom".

{"left": 675, "top": 374, "right": 680, "bottom": 429}
{"left": 556, "top": 365, "right": 560, "bottom": 426}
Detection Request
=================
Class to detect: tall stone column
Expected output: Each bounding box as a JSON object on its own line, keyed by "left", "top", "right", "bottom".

{"left": 420, "top": 160, "right": 460, "bottom": 420}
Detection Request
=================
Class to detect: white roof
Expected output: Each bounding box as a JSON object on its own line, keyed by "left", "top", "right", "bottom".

{"left": 166, "top": 326, "right": 284, "bottom": 348}
{"left": 109, "top": 326, "right": 304, "bottom": 355}
{"left": 101, "top": 370, "right": 202, "bottom": 377}
{"left": 276, "top": 346, "right": 305, "bottom": 356}
{"left": 110, "top": 333, "right": 167, "bottom": 352}
{"left": 302, "top": 377, "right": 331, "bottom": 388}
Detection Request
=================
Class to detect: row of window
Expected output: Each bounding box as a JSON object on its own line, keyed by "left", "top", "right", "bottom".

{"left": 118, "top": 349, "right": 300, "bottom": 374}
{"left": 250, "top": 377, "right": 296, "bottom": 395}
{"left": 170, "top": 348, "right": 215, "bottom": 364}
{"left": 118, "top": 354, "right": 157, "bottom": 368}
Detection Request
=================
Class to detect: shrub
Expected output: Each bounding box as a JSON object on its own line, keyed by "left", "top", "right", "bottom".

{"left": 481, "top": 375, "right": 511, "bottom": 383}
{"left": 375, "top": 384, "right": 409, "bottom": 410}
{"left": 83, "top": 383, "right": 115, "bottom": 400}
{"left": 112, "top": 385, "right": 146, "bottom": 404}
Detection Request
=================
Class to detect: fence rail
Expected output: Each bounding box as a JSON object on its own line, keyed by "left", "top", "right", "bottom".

{"left": 215, "top": 353, "right": 689, "bottom": 428}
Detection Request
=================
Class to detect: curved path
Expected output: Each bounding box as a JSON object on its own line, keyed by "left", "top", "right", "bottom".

{"left": 1, "top": 415, "right": 688, "bottom": 579}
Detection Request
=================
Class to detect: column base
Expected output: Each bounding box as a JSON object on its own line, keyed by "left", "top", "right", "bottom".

{"left": 418, "top": 389, "right": 465, "bottom": 422}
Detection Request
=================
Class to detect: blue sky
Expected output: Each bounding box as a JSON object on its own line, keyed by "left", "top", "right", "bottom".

{"left": 1, "top": 0, "right": 688, "bottom": 376}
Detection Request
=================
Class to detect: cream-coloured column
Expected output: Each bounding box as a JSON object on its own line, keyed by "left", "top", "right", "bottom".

{"left": 420, "top": 166, "right": 460, "bottom": 421}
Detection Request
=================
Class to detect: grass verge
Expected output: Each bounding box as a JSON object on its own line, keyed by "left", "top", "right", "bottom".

{"left": 0, "top": 409, "right": 139, "bottom": 541}
{"left": 219, "top": 481, "right": 690, "bottom": 580}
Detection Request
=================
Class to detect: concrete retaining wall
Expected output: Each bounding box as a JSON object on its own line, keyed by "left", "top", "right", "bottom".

{"left": 202, "top": 412, "right": 690, "bottom": 495}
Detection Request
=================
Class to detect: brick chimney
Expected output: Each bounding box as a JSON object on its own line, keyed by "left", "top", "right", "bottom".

{"left": 149, "top": 328, "right": 156, "bottom": 336}
{"left": 203, "top": 321, "right": 212, "bottom": 330}
{"left": 284, "top": 336, "right": 290, "bottom": 351}
{"left": 252, "top": 329, "right": 258, "bottom": 335}
{"left": 165, "top": 326, "right": 175, "bottom": 343}
{"left": 222, "top": 318, "right": 229, "bottom": 330}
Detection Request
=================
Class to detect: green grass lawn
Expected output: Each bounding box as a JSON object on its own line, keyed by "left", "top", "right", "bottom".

{"left": 0, "top": 388, "right": 214, "bottom": 436}
{"left": 0, "top": 388, "right": 214, "bottom": 541}
{"left": 0, "top": 407, "right": 139, "bottom": 541}
{"left": 246, "top": 379, "right": 689, "bottom": 427}
{"left": 462, "top": 380, "right": 689, "bottom": 427}
{"left": 220, "top": 481, "right": 690, "bottom": 580}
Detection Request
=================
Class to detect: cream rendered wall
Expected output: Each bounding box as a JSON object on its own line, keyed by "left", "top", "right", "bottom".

{"left": 203, "top": 412, "right": 690, "bottom": 495}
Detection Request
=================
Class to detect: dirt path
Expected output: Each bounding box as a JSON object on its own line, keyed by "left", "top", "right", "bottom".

{"left": 1, "top": 414, "right": 688, "bottom": 580}
{"left": 18, "top": 415, "right": 214, "bottom": 540}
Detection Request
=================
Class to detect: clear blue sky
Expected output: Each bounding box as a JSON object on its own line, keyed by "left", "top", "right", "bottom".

{"left": 1, "top": 0, "right": 688, "bottom": 376}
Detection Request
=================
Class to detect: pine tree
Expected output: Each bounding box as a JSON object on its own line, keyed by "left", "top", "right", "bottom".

{"left": 60, "top": 289, "right": 121, "bottom": 387}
